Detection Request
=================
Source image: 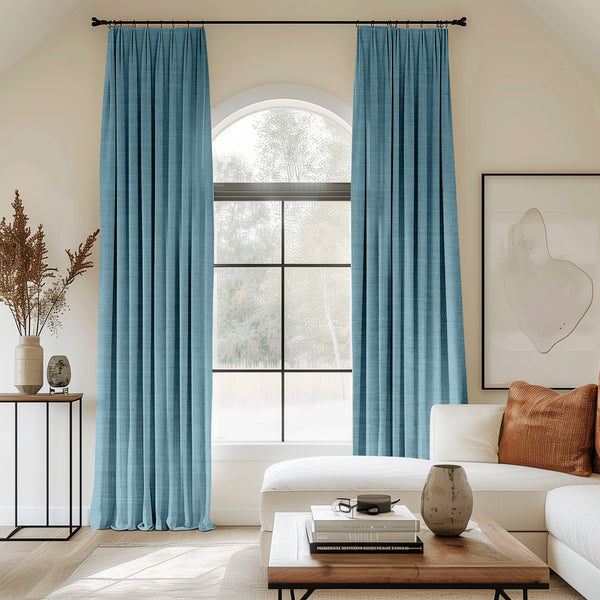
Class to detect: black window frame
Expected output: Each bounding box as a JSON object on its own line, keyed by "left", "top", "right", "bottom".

{"left": 213, "top": 182, "right": 352, "bottom": 442}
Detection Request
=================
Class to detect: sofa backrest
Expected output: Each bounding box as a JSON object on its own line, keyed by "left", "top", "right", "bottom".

{"left": 429, "top": 403, "right": 506, "bottom": 463}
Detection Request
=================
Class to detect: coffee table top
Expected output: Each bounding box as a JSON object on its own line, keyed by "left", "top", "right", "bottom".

{"left": 268, "top": 512, "right": 549, "bottom": 587}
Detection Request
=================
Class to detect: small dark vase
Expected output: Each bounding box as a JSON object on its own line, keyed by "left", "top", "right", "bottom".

{"left": 47, "top": 355, "right": 71, "bottom": 388}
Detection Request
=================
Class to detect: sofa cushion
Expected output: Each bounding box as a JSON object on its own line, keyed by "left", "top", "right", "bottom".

{"left": 498, "top": 381, "right": 597, "bottom": 477}
{"left": 430, "top": 404, "right": 505, "bottom": 463}
{"left": 259, "top": 456, "right": 600, "bottom": 533}
{"left": 546, "top": 485, "right": 600, "bottom": 569}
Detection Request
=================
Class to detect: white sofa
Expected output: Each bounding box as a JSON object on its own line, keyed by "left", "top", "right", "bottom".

{"left": 259, "top": 403, "right": 600, "bottom": 598}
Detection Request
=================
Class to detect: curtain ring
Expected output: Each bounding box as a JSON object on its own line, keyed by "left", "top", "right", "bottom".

{"left": 187, "top": 20, "right": 190, "bottom": 28}
{"left": 160, "top": 20, "right": 163, "bottom": 28}
{"left": 371, "top": 20, "right": 374, "bottom": 28}
{"left": 146, "top": 20, "right": 149, "bottom": 28}
{"left": 420, "top": 20, "right": 424, "bottom": 28}
{"left": 387, "top": 20, "right": 392, "bottom": 28}
{"left": 172, "top": 20, "right": 175, "bottom": 28}
{"left": 405, "top": 21, "right": 409, "bottom": 29}
{"left": 355, "top": 19, "right": 359, "bottom": 28}
{"left": 132, "top": 19, "right": 136, "bottom": 28}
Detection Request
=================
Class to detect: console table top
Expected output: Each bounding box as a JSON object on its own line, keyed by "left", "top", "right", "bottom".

{"left": 0, "top": 393, "right": 83, "bottom": 402}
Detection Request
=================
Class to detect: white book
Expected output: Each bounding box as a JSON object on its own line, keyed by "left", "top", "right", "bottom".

{"left": 311, "top": 526, "right": 418, "bottom": 543}
{"left": 310, "top": 504, "right": 420, "bottom": 532}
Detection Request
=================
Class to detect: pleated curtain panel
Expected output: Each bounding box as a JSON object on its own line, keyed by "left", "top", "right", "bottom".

{"left": 351, "top": 26, "right": 468, "bottom": 458}
{"left": 91, "top": 27, "right": 214, "bottom": 531}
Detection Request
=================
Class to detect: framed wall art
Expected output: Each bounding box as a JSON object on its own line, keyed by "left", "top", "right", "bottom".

{"left": 482, "top": 173, "right": 600, "bottom": 389}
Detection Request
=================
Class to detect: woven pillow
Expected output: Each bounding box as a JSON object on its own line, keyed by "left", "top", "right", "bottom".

{"left": 595, "top": 407, "right": 600, "bottom": 473}
{"left": 498, "top": 380, "right": 597, "bottom": 477}
{"left": 594, "top": 371, "right": 600, "bottom": 473}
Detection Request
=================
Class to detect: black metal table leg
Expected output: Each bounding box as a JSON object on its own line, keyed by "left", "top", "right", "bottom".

{"left": 494, "top": 589, "right": 529, "bottom": 600}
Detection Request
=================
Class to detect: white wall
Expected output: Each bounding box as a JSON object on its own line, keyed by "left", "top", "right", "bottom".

{"left": 1, "top": 0, "right": 600, "bottom": 526}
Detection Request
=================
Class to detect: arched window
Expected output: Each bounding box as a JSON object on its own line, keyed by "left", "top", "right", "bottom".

{"left": 212, "top": 89, "right": 352, "bottom": 443}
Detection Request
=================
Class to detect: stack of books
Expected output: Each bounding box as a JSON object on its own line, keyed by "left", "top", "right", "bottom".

{"left": 306, "top": 503, "right": 423, "bottom": 554}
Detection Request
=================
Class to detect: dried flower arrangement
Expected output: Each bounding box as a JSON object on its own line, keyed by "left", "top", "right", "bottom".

{"left": 0, "top": 190, "right": 99, "bottom": 336}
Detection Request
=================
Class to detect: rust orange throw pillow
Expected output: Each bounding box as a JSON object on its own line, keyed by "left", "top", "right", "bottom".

{"left": 498, "top": 381, "right": 597, "bottom": 477}
{"left": 595, "top": 406, "right": 600, "bottom": 473}
{"left": 594, "top": 370, "right": 600, "bottom": 473}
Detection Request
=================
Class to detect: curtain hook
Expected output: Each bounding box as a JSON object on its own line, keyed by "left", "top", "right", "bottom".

{"left": 405, "top": 21, "right": 409, "bottom": 29}
{"left": 160, "top": 20, "right": 163, "bottom": 28}
{"left": 172, "top": 20, "right": 175, "bottom": 28}
{"left": 371, "top": 20, "right": 375, "bottom": 28}
{"left": 187, "top": 20, "right": 190, "bottom": 28}
{"left": 387, "top": 20, "right": 392, "bottom": 28}
{"left": 420, "top": 20, "right": 424, "bottom": 28}
{"left": 146, "top": 20, "right": 149, "bottom": 28}
{"left": 133, "top": 19, "right": 136, "bottom": 28}
{"left": 355, "top": 19, "right": 359, "bottom": 28}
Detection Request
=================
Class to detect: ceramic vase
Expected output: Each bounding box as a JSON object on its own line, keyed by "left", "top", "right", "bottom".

{"left": 421, "top": 463, "right": 473, "bottom": 536}
{"left": 47, "top": 355, "right": 71, "bottom": 389}
{"left": 14, "top": 336, "right": 44, "bottom": 395}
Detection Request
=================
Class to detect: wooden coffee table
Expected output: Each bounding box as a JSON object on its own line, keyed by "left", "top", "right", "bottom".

{"left": 268, "top": 512, "right": 549, "bottom": 600}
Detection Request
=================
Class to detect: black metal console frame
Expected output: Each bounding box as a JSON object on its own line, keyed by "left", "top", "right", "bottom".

{"left": 0, "top": 393, "right": 82, "bottom": 541}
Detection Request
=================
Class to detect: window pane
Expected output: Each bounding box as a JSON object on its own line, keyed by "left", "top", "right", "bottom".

{"left": 213, "top": 373, "right": 281, "bottom": 442}
{"left": 285, "top": 201, "right": 350, "bottom": 264}
{"left": 213, "top": 107, "right": 351, "bottom": 183}
{"left": 285, "top": 267, "right": 351, "bottom": 369}
{"left": 284, "top": 373, "right": 352, "bottom": 441}
{"left": 214, "top": 267, "right": 281, "bottom": 369}
{"left": 215, "top": 201, "right": 280, "bottom": 264}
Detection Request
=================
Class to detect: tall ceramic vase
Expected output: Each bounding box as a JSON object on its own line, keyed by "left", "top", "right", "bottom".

{"left": 421, "top": 464, "right": 473, "bottom": 536}
{"left": 14, "top": 335, "right": 44, "bottom": 394}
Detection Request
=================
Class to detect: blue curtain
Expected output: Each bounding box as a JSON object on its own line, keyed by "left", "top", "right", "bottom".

{"left": 90, "top": 27, "right": 214, "bottom": 531}
{"left": 351, "top": 26, "right": 467, "bottom": 458}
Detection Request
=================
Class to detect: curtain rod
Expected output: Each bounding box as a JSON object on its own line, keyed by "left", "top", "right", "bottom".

{"left": 91, "top": 16, "right": 467, "bottom": 28}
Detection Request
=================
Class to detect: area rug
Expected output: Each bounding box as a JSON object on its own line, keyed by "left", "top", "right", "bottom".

{"left": 47, "top": 540, "right": 583, "bottom": 600}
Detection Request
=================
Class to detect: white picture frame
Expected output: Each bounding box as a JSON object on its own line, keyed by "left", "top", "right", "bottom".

{"left": 482, "top": 173, "right": 600, "bottom": 389}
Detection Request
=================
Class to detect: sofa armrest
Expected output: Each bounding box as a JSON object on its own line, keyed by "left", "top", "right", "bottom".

{"left": 429, "top": 404, "right": 505, "bottom": 463}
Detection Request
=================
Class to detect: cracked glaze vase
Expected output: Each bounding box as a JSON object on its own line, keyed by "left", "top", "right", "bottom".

{"left": 421, "top": 464, "right": 473, "bottom": 536}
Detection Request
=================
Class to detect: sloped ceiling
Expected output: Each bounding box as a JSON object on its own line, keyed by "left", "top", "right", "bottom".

{"left": 515, "top": 0, "right": 600, "bottom": 79}
{"left": 0, "top": 0, "right": 87, "bottom": 74}
{"left": 0, "top": 0, "right": 598, "bottom": 78}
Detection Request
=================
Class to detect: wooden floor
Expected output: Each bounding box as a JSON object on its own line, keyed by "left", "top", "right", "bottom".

{"left": 0, "top": 525, "right": 260, "bottom": 600}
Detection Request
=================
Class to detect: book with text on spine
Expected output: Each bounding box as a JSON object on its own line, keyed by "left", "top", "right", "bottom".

{"left": 306, "top": 518, "right": 424, "bottom": 554}
{"left": 310, "top": 503, "right": 420, "bottom": 532}
{"left": 310, "top": 526, "right": 418, "bottom": 543}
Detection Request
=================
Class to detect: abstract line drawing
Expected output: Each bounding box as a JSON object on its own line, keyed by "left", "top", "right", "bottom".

{"left": 500, "top": 208, "right": 594, "bottom": 354}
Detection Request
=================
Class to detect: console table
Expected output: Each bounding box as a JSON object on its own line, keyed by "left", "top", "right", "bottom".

{"left": 0, "top": 393, "right": 82, "bottom": 541}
